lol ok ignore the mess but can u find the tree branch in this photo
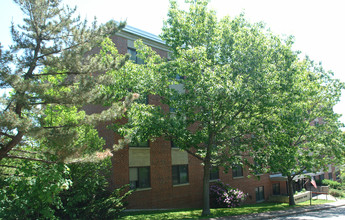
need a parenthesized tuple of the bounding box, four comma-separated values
(32, 71, 86, 77)
(0, 164, 18, 169)
(6, 155, 56, 164)
(12, 149, 38, 155)
(185, 149, 204, 161)
(0, 132, 15, 139)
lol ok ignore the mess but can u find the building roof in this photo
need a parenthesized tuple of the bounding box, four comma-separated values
(122, 25, 165, 45)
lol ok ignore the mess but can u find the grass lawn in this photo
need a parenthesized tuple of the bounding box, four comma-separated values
(119, 199, 334, 219)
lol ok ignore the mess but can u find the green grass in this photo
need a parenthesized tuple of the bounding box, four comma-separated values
(119, 199, 334, 220)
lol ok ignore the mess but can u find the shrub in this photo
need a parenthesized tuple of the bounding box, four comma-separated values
(294, 188, 307, 195)
(322, 179, 341, 189)
(315, 179, 322, 186)
(329, 188, 345, 198)
(210, 181, 247, 208)
(55, 159, 132, 219)
(0, 162, 70, 220)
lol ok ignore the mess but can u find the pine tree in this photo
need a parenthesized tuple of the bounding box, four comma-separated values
(0, 0, 130, 164)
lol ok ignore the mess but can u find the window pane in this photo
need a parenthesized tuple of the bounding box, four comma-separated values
(179, 165, 188, 184)
(128, 48, 137, 62)
(129, 168, 138, 181)
(255, 188, 259, 201)
(138, 167, 150, 188)
(256, 186, 264, 201)
(232, 164, 243, 177)
(129, 168, 138, 189)
(172, 166, 179, 185)
(137, 56, 145, 64)
(210, 167, 219, 180)
(238, 166, 243, 176)
(273, 183, 280, 195)
(261, 187, 264, 200)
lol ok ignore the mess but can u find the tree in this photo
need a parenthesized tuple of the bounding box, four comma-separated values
(0, 0, 132, 164)
(0, 0, 136, 217)
(117, 0, 298, 215)
(253, 58, 345, 205)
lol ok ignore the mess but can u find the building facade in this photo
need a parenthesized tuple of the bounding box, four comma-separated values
(93, 26, 336, 209)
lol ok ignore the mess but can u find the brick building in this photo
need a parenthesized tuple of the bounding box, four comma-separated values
(92, 25, 335, 209)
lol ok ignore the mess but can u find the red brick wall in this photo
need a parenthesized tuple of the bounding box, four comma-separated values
(110, 35, 127, 54)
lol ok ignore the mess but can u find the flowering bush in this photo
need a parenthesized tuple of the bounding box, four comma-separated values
(210, 181, 247, 208)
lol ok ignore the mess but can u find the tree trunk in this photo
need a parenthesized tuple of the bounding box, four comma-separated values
(202, 147, 211, 216)
(0, 132, 24, 161)
(287, 176, 295, 206)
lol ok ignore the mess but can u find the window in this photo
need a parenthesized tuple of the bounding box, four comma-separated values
(320, 174, 325, 180)
(128, 48, 144, 64)
(129, 139, 149, 148)
(273, 183, 280, 195)
(171, 141, 178, 148)
(256, 186, 264, 202)
(172, 165, 188, 185)
(210, 166, 219, 180)
(329, 172, 333, 180)
(232, 164, 243, 178)
(336, 171, 340, 180)
(129, 167, 150, 189)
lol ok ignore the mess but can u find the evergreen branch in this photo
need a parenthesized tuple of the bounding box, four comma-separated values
(3, 99, 13, 112)
(31, 71, 85, 77)
(0, 132, 15, 139)
(6, 155, 56, 164)
(36, 42, 84, 59)
(12, 148, 54, 156)
(12, 149, 39, 155)
(42, 125, 72, 129)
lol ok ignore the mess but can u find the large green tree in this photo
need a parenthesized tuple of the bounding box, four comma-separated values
(0, 0, 131, 164)
(0, 0, 135, 218)
(118, 0, 298, 215)
(253, 58, 345, 205)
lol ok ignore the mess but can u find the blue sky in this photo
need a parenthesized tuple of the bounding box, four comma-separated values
(1, 0, 344, 123)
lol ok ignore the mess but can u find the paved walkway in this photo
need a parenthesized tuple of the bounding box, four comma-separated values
(209, 199, 345, 220)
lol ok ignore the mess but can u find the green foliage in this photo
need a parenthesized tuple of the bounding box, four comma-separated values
(118, 0, 305, 215)
(322, 179, 342, 189)
(0, 162, 70, 219)
(329, 188, 345, 198)
(294, 188, 306, 195)
(0, 0, 128, 162)
(252, 56, 345, 205)
(56, 160, 132, 219)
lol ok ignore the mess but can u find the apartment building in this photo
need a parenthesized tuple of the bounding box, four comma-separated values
(91, 25, 335, 209)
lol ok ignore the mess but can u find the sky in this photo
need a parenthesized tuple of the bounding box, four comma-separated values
(1, 0, 344, 122)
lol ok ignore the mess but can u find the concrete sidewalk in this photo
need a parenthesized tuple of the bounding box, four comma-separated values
(209, 199, 345, 220)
